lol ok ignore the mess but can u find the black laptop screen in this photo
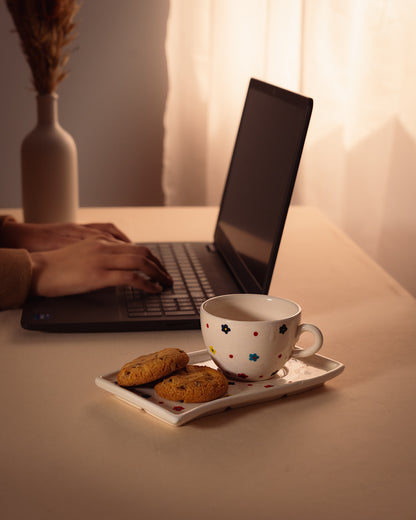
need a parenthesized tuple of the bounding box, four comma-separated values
(215, 79, 313, 293)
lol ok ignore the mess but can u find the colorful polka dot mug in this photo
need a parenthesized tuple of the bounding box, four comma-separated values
(200, 294, 323, 381)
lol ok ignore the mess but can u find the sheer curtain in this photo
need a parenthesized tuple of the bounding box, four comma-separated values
(162, 0, 303, 206)
(163, 0, 416, 296)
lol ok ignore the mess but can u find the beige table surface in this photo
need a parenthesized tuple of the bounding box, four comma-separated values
(1, 205, 415, 520)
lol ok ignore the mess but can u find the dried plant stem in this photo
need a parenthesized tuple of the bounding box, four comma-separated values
(6, 0, 80, 94)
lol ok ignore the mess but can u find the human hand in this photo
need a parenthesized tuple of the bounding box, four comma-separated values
(29, 237, 173, 297)
(0, 219, 130, 251)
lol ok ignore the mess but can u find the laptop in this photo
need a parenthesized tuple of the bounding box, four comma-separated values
(21, 78, 313, 333)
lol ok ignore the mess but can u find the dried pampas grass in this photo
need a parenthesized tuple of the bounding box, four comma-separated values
(6, 0, 80, 95)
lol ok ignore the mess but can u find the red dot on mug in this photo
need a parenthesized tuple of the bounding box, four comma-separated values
(229, 354, 234, 358)
(253, 331, 258, 336)
(206, 323, 209, 328)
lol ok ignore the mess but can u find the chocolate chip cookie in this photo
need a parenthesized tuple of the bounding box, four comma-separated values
(154, 365, 229, 403)
(117, 348, 189, 387)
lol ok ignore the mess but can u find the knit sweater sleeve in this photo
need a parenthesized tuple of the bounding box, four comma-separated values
(0, 216, 32, 310)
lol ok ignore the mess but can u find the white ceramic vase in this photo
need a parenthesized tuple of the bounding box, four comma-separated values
(21, 93, 79, 223)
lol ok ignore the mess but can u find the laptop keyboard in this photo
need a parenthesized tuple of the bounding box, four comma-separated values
(124, 243, 215, 318)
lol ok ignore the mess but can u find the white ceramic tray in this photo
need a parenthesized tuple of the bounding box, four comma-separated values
(95, 349, 344, 426)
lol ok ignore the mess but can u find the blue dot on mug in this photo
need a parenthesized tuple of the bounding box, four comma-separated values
(279, 324, 288, 334)
(249, 353, 260, 362)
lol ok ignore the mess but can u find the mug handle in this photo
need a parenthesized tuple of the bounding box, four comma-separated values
(292, 324, 323, 358)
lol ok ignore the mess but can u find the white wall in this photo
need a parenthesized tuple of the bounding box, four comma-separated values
(0, 0, 169, 207)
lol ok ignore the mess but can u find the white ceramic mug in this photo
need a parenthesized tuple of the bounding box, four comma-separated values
(200, 294, 323, 381)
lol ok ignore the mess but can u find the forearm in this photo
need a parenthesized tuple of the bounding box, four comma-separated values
(0, 217, 131, 251)
(0, 248, 32, 310)
(0, 215, 17, 246)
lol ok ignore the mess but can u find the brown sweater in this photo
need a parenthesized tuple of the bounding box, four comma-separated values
(0, 216, 32, 310)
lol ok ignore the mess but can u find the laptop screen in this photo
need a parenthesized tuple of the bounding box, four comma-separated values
(214, 78, 313, 293)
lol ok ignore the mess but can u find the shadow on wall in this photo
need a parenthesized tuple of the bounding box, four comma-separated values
(294, 118, 416, 297)
(64, 0, 169, 207)
(343, 118, 416, 296)
(377, 120, 416, 296)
